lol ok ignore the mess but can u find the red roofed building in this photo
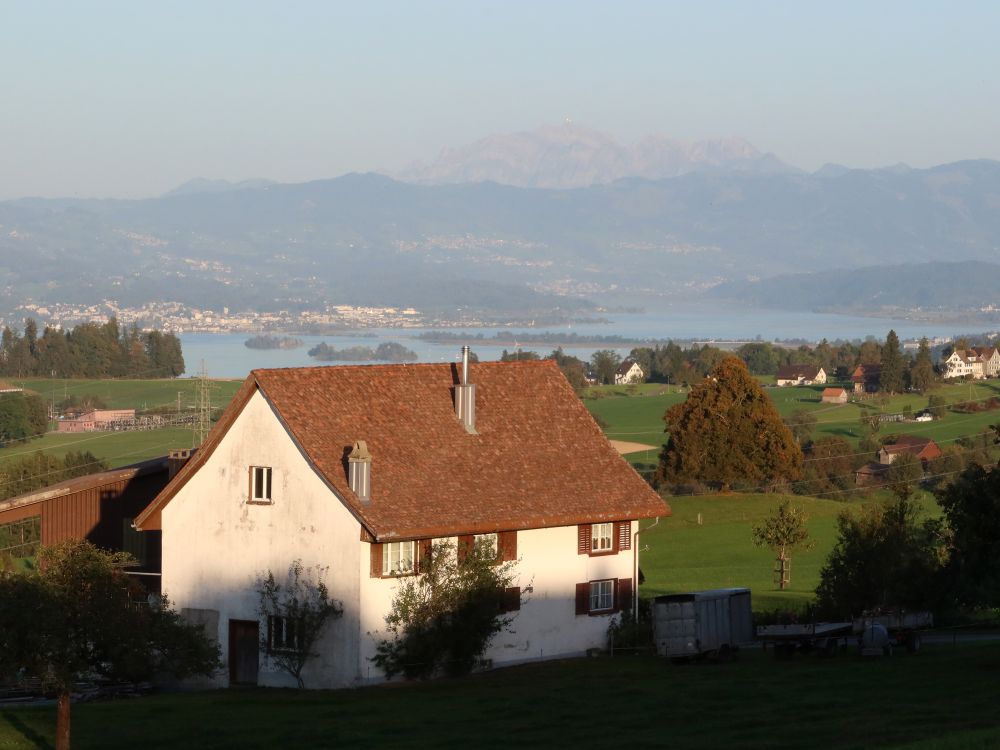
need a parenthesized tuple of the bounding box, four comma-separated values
(135, 353, 669, 688)
(820, 387, 849, 404)
(877, 435, 943, 467)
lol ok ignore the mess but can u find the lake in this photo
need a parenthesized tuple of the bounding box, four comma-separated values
(178, 307, 989, 379)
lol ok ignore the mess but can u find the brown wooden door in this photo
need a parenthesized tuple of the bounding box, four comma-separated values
(228, 619, 260, 686)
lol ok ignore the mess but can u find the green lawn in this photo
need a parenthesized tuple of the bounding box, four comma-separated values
(0, 428, 197, 468)
(3, 644, 1000, 749)
(11, 377, 242, 412)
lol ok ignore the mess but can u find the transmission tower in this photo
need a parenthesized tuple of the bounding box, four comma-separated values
(194, 360, 214, 447)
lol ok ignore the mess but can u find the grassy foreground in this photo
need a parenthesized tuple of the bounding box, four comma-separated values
(3, 644, 1000, 749)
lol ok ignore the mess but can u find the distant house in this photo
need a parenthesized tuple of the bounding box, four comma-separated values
(775, 365, 827, 387)
(0, 381, 24, 394)
(57, 408, 136, 433)
(614, 360, 645, 385)
(855, 461, 889, 486)
(877, 435, 942, 468)
(851, 364, 881, 393)
(943, 349, 985, 380)
(970, 346, 1000, 378)
(820, 387, 849, 404)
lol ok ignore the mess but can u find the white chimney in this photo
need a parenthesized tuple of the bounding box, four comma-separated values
(348, 440, 372, 502)
(455, 346, 477, 434)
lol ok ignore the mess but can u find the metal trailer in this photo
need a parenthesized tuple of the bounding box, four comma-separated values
(853, 611, 933, 655)
(756, 622, 853, 657)
(653, 588, 754, 661)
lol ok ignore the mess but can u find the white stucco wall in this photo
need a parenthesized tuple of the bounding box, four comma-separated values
(161, 390, 364, 689)
(358, 525, 636, 681)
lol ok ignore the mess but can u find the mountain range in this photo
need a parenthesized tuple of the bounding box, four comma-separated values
(1, 125, 1000, 323)
(392, 122, 793, 189)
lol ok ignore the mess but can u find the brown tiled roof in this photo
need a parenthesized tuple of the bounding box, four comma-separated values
(776, 364, 821, 380)
(881, 435, 942, 461)
(137, 360, 669, 539)
(821, 387, 847, 396)
(616, 359, 639, 375)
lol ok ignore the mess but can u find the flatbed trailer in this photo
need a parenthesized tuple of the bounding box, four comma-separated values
(854, 611, 933, 654)
(756, 622, 853, 656)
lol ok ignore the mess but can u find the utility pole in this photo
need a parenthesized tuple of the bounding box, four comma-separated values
(194, 361, 213, 447)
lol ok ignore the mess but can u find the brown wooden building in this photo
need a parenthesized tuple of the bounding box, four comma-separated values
(0, 450, 193, 581)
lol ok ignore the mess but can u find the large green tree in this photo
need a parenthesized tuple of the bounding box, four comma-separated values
(910, 337, 937, 394)
(879, 329, 905, 394)
(0, 541, 218, 750)
(657, 357, 803, 490)
(590, 349, 622, 385)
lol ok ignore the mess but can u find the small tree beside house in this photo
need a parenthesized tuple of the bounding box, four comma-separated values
(751, 500, 814, 590)
(0, 540, 219, 750)
(256, 559, 344, 689)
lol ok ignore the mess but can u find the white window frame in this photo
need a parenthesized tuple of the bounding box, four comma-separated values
(382, 541, 416, 575)
(267, 614, 300, 653)
(591, 522, 613, 553)
(250, 465, 273, 503)
(590, 579, 614, 612)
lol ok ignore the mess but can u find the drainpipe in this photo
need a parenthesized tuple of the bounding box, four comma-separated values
(633, 517, 660, 616)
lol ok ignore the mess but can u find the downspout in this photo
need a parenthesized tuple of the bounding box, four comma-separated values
(633, 517, 660, 616)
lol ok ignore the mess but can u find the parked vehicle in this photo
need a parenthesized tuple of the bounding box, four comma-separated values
(854, 610, 933, 655)
(756, 621, 852, 656)
(653, 588, 753, 661)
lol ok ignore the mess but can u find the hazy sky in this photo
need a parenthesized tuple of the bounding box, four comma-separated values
(2, 1, 998, 199)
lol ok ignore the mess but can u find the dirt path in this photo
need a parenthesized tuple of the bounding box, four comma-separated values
(609, 440, 658, 455)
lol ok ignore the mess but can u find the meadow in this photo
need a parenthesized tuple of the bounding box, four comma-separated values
(3, 643, 1000, 749)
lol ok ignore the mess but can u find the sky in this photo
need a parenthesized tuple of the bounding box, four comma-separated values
(1, 1, 998, 200)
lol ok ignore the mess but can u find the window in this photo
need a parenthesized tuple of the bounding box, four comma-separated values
(382, 541, 416, 575)
(267, 615, 300, 653)
(590, 580, 614, 612)
(591, 523, 613, 552)
(250, 466, 273, 503)
(575, 578, 632, 616)
(475, 532, 498, 558)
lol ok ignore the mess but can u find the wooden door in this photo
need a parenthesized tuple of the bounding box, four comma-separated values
(228, 619, 259, 686)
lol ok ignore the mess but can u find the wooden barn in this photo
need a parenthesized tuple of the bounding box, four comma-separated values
(0, 449, 193, 584)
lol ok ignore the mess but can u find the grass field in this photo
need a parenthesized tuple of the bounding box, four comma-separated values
(3, 644, 1000, 749)
(639, 491, 939, 612)
(1, 378, 243, 470)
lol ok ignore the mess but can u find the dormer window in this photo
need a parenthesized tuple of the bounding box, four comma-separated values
(250, 466, 273, 504)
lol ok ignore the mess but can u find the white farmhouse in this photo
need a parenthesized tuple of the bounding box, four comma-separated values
(614, 359, 645, 385)
(135, 353, 668, 688)
(943, 349, 985, 380)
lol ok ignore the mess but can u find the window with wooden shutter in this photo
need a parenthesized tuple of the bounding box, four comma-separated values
(618, 578, 633, 612)
(577, 524, 591, 555)
(616, 521, 632, 551)
(370, 543, 383, 578)
(501, 586, 520, 613)
(498, 530, 517, 562)
(575, 582, 590, 615)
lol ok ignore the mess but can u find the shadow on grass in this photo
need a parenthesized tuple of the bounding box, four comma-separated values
(0, 709, 54, 750)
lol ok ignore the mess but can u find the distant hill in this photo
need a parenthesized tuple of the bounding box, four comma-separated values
(2, 159, 1000, 319)
(393, 122, 795, 188)
(162, 178, 277, 197)
(710, 261, 1000, 313)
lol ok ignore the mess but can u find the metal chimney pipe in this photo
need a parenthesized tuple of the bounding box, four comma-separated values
(461, 345, 470, 385)
(455, 347, 477, 433)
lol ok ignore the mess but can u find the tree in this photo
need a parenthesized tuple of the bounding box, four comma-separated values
(751, 500, 814, 589)
(0, 541, 218, 750)
(256, 559, 343, 688)
(885, 452, 923, 502)
(936, 462, 1000, 609)
(815, 499, 946, 618)
(590, 349, 622, 385)
(737, 342, 779, 375)
(927, 394, 948, 419)
(372, 538, 518, 680)
(910, 337, 936, 394)
(547, 348, 587, 392)
(879, 330, 904, 394)
(800, 436, 854, 495)
(657, 357, 803, 491)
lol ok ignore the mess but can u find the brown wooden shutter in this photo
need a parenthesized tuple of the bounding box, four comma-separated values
(417, 539, 433, 572)
(617, 521, 632, 551)
(457, 534, 473, 563)
(499, 530, 517, 562)
(618, 577, 633, 613)
(577, 524, 591, 555)
(575, 582, 590, 615)
(502, 586, 521, 613)
(370, 543, 383, 578)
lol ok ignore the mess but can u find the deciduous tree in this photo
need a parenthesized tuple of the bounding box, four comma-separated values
(751, 500, 814, 589)
(657, 357, 802, 491)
